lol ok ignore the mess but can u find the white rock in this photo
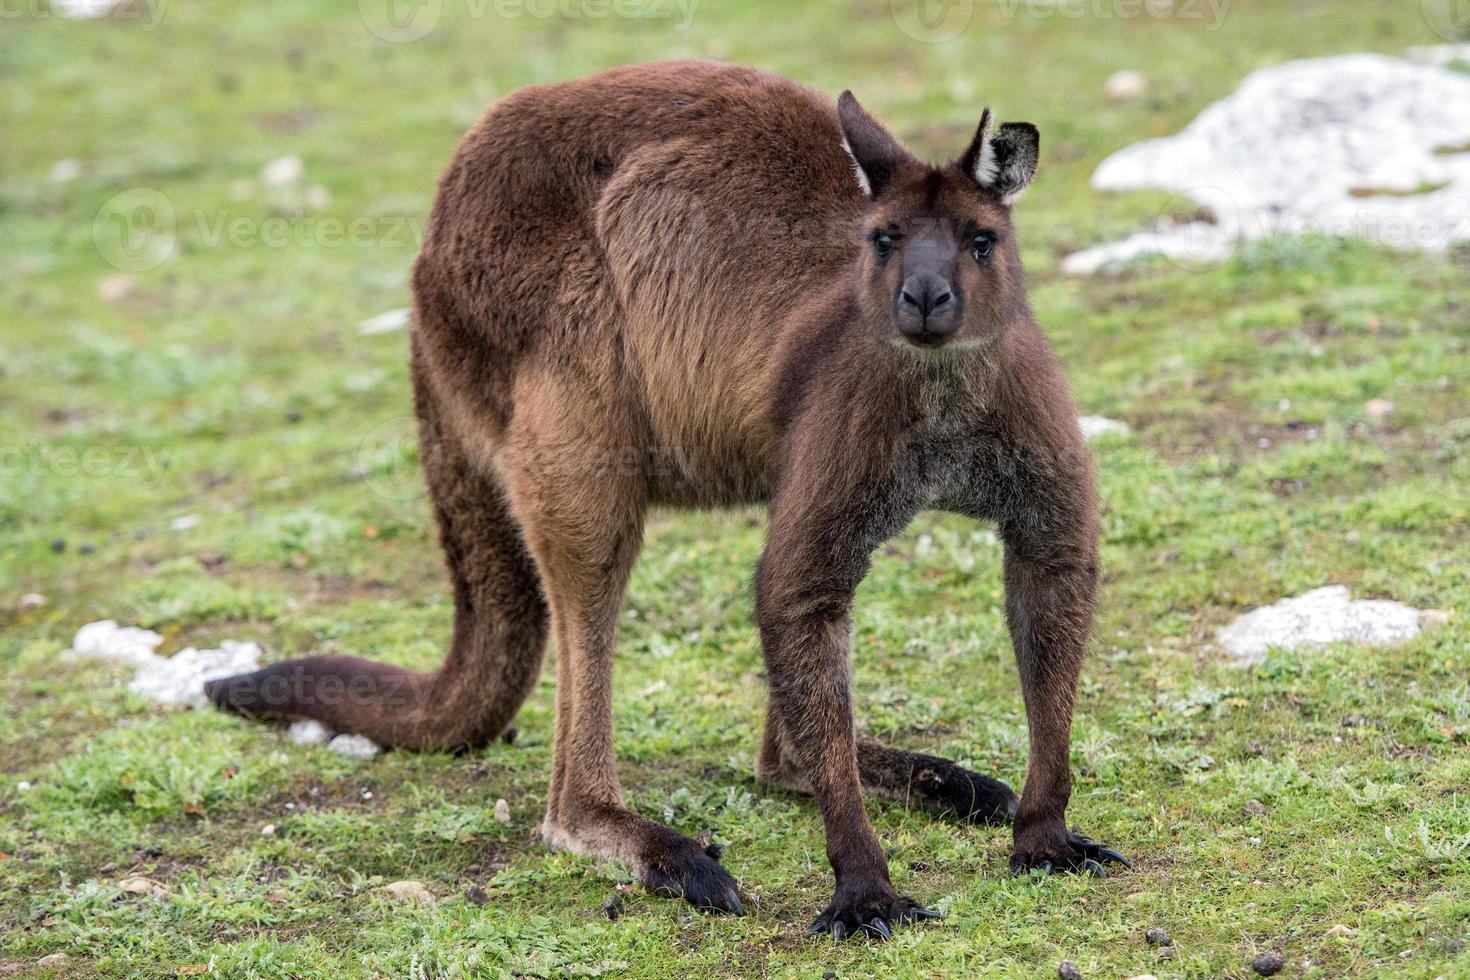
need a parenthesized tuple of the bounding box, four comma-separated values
(1405, 43, 1470, 68)
(97, 274, 136, 302)
(119, 876, 168, 898)
(16, 781, 31, 792)
(1364, 398, 1395, 419)
(64, 621, 264, 709)
(50, 159, 80, 182)
(494, 798, 511, 823)
(357, 307, 411, 335)
(128, 641, 262, 708)
(1218, 586, 1423, 666)
(261, 824, 276, 835)
(261, 154, 304, 188)
(1065, 54, 1470, 274)
(381, 880, 434, 904)
(1078, 415, 1132, 440)
(66, 620, 165, 668)
(1419, 609, 1452, 630)
(170, 514, 200, 531)
(53, 0, 126, 17)
(19, 593, 47, 609)
(1104, 69, 1148, 101)
(326, 734, 381, 759)
(287, 719, 333, 745)
(36, 952, 69, 967)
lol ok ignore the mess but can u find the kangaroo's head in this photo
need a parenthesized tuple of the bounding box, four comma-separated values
(838, 91, 1039, 352)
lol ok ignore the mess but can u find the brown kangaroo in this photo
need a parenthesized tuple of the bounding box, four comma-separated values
(206, 59, 1128, 939)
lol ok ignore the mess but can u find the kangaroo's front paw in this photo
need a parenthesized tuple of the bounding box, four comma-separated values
(640, 836, 744, 915)
(806, 879, 942, 941)
(1010, 822, 1130, 877)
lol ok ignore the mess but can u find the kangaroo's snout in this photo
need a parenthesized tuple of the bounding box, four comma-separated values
(895, 271, 960, 346)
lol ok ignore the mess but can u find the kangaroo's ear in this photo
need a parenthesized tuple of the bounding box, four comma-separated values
(837, 91, 913, 199)
(958, 108, 1040, 205)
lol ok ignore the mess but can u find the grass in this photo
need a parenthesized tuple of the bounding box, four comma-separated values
(2, 0, 1468, 976)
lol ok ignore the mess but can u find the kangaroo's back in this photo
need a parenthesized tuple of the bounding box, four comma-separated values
(412, 61, 866, 496)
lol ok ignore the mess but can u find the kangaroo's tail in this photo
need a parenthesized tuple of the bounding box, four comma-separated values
(206, 340, 549, 752)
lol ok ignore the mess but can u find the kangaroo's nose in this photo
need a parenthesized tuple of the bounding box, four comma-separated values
(897, 273, 956, 327)
(887, 271, 958, 337)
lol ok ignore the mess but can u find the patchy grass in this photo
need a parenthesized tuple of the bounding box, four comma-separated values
(2, 1, 1468, 977)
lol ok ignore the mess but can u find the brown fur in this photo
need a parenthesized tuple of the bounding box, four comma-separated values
(207, 60, 1126, 937)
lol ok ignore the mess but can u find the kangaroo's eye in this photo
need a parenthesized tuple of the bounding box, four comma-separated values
(873, 233, 895, 258)
(971, 232, 995, 261)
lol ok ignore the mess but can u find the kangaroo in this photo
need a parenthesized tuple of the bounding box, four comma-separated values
(206, 60, 1128, 939)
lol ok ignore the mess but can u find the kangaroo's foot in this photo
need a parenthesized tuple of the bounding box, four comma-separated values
(543, 802, 744, 914)
(1010, 819, 1131, 877)
(806, 880, 942, 941)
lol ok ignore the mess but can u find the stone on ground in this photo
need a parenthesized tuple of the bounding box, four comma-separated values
(1218, 586, 1424, 666)
(1065, 53, 1470, 274)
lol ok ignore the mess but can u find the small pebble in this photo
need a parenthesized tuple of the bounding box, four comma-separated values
(382, 880, 434, 904)
(50, 539, 66, 553)
(464, 884, 489, 906)
(1244, 799, 1268, 818)
(1104, 69, 1148, 101)
(99, 862, 117, 874)
(1420, 608, 1451, 630)
(19, 593, 47, 609)
(15, 781, 31, 792)
(603, 892, 624, 921)
(464, 863, 481, 875)
(1251, 951, 1285, 976)
(1058, 962, 1084, 980)
(36, 953, 69, 967)
(141, 845, 163, 858)
(1326, 924, 1356, 937)
(1364, 398, 1395, 419)
(261, 824, 276, 836)
(1145, 927, 1172, 947)
(493, 798, 511, 823)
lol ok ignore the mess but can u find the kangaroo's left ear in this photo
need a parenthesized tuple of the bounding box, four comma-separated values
(957, 108, 1040, 205)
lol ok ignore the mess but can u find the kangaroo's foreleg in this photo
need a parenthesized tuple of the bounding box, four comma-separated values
(755, 453, 943, 940)
(500, 378, 742, 915)
(1000, 522, 1129, 876)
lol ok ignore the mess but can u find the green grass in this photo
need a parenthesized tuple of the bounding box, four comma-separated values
(3, 1, 1469, 976)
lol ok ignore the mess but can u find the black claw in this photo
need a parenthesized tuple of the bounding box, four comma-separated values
(867, 917, 892, 940)
(832, 921, 847, 941)
(1082, 858, 1106, 878)
(1098, 847, 1132, 868)
(1040, 860, 1054, 875)
(724, 889, 744, 915)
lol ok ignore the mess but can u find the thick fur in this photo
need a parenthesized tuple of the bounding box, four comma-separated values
(207, 60, 1122, 934)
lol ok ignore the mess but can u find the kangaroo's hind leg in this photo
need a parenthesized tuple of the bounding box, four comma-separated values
(499, 373, 743, 915)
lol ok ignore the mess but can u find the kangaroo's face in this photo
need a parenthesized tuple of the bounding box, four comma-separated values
(838, 94, 1039, 352)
